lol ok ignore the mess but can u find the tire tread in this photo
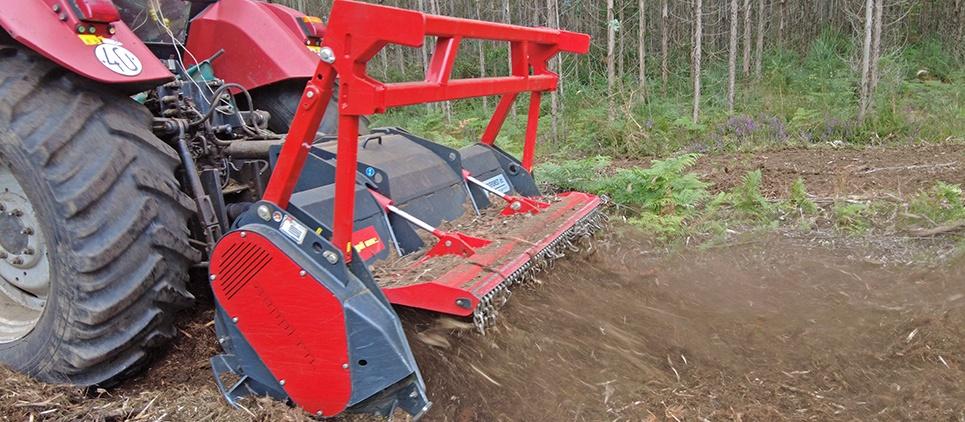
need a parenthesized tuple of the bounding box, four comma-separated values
(0, 46, 197, 386)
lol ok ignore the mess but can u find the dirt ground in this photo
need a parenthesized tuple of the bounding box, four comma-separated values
(1, 146, 962, 422)
(690, 143, 964, 198)
(412, 229, 963, 421)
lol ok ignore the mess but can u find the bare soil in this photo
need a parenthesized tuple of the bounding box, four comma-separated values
(1, 146, 963, 421)
(411, 228, 964, 421)
(690, 144, 964, 198)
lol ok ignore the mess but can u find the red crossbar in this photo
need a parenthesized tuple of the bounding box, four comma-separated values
(262, 0, 590, 260)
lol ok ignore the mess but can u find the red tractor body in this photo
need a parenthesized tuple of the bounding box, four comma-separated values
(185, 0, 323, 90)
(0, 0, 171, 90)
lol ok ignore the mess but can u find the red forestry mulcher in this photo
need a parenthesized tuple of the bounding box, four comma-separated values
(0, 0, 603, 418)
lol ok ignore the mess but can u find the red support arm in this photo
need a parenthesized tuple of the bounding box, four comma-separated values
(481, 94, 519, 145)
(261, 0, 590, 261)
(262, 65, 337, 208)
(523, 91, 543, 171)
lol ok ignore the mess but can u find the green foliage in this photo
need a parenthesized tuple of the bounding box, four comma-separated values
(627, 212, 687, 239)
(833, 202, 872, 233)
(538, 154, 708, 238)
(707, 170, 775, 222)
(909, 182, 965, 225)
(733, 170, 772, 216)
(371, 29, 962, 161)
(536, 156, 611, 193)
(786, 177, 818, 215)
(902, 37, 957, 81)
(596, 154, 708, 214)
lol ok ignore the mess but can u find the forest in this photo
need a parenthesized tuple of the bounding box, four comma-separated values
(267, 0, 964, 159)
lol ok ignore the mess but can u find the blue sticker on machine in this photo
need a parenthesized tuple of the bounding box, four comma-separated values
(365, 167, 376, 177)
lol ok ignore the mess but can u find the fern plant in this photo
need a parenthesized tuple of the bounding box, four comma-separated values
(786, 177, 818, 214)
(596, 153, 708, 214)
(833, 202, 872, 233)
(708, 169, 775, 222)
(735, 170, 772, 216)
(539, 154, 709, 239)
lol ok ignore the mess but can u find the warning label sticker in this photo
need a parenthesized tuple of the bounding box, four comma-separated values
(352, 226, 385, 261)
(280, 215, 308, 245)
(78, 34, 104, 46)
(483, 174, 512, 194)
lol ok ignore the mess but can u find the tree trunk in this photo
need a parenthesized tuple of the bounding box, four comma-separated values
(869, 0, 884, 99)
(754, 0, 765, 80)
(547, 0, 560, 142)
(618, 2, 626, 82)
(428, 0, 450, 121)
(638, 0, 647, 99)
(503, 0, 516, 117)
(552, 0, 564, 95)
(727, 0, 738, 112)
(418, 0, 431, 112)
(858, 0, 874, 124)
(475, 1, 489, 114)
(778, 0, 786, 47)
(396, 45, 406, 78)
(660, 0, 669, 95)
(692, 0, 703, 122)
(502, 0, 512, 70)
(607, 0, 617, 121)
(379, 44, 388, 79)
(957, 0, 964, 60)
(742, 0, 752, 77)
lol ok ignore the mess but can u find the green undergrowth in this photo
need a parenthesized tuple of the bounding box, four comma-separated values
(537, 156, 965, 248)
(371, 34, 963, 161)
(539, 154, 709, 238)
(705, 170, 777, 223)
(907, 182, 965, 225)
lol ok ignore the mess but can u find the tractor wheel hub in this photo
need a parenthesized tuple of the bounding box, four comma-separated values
(0, 162, 49, 343)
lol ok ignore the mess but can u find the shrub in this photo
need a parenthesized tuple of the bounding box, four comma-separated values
(909, 182, 965, 225)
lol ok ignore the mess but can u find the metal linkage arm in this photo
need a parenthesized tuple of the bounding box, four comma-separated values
(262, 0, 591, 259)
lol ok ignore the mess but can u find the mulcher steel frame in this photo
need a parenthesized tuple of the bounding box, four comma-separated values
(261, 0, 591, 258)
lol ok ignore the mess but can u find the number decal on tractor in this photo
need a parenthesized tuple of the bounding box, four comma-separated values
(94, 42, 142, 76)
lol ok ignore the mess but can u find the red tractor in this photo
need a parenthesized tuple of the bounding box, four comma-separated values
(0, 0, 601, 417)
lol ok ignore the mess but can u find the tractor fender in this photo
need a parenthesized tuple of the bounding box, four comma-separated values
(0, 0, 172, 92)
(185, 0, 322, 90)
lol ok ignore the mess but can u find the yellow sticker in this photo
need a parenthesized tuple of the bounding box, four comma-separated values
(307, 45, 321, 54)
(303, 16, 323, 24)
(78, 34, 104, 46)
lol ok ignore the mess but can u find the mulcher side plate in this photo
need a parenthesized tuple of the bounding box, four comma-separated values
(208, 207, 430, 417)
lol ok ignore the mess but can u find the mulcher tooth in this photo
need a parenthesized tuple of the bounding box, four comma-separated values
(467, 208, 609, 334)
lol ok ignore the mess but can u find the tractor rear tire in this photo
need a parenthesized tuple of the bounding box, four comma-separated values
(0, 46, 199, 386)
(251, 79, 370, 137)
